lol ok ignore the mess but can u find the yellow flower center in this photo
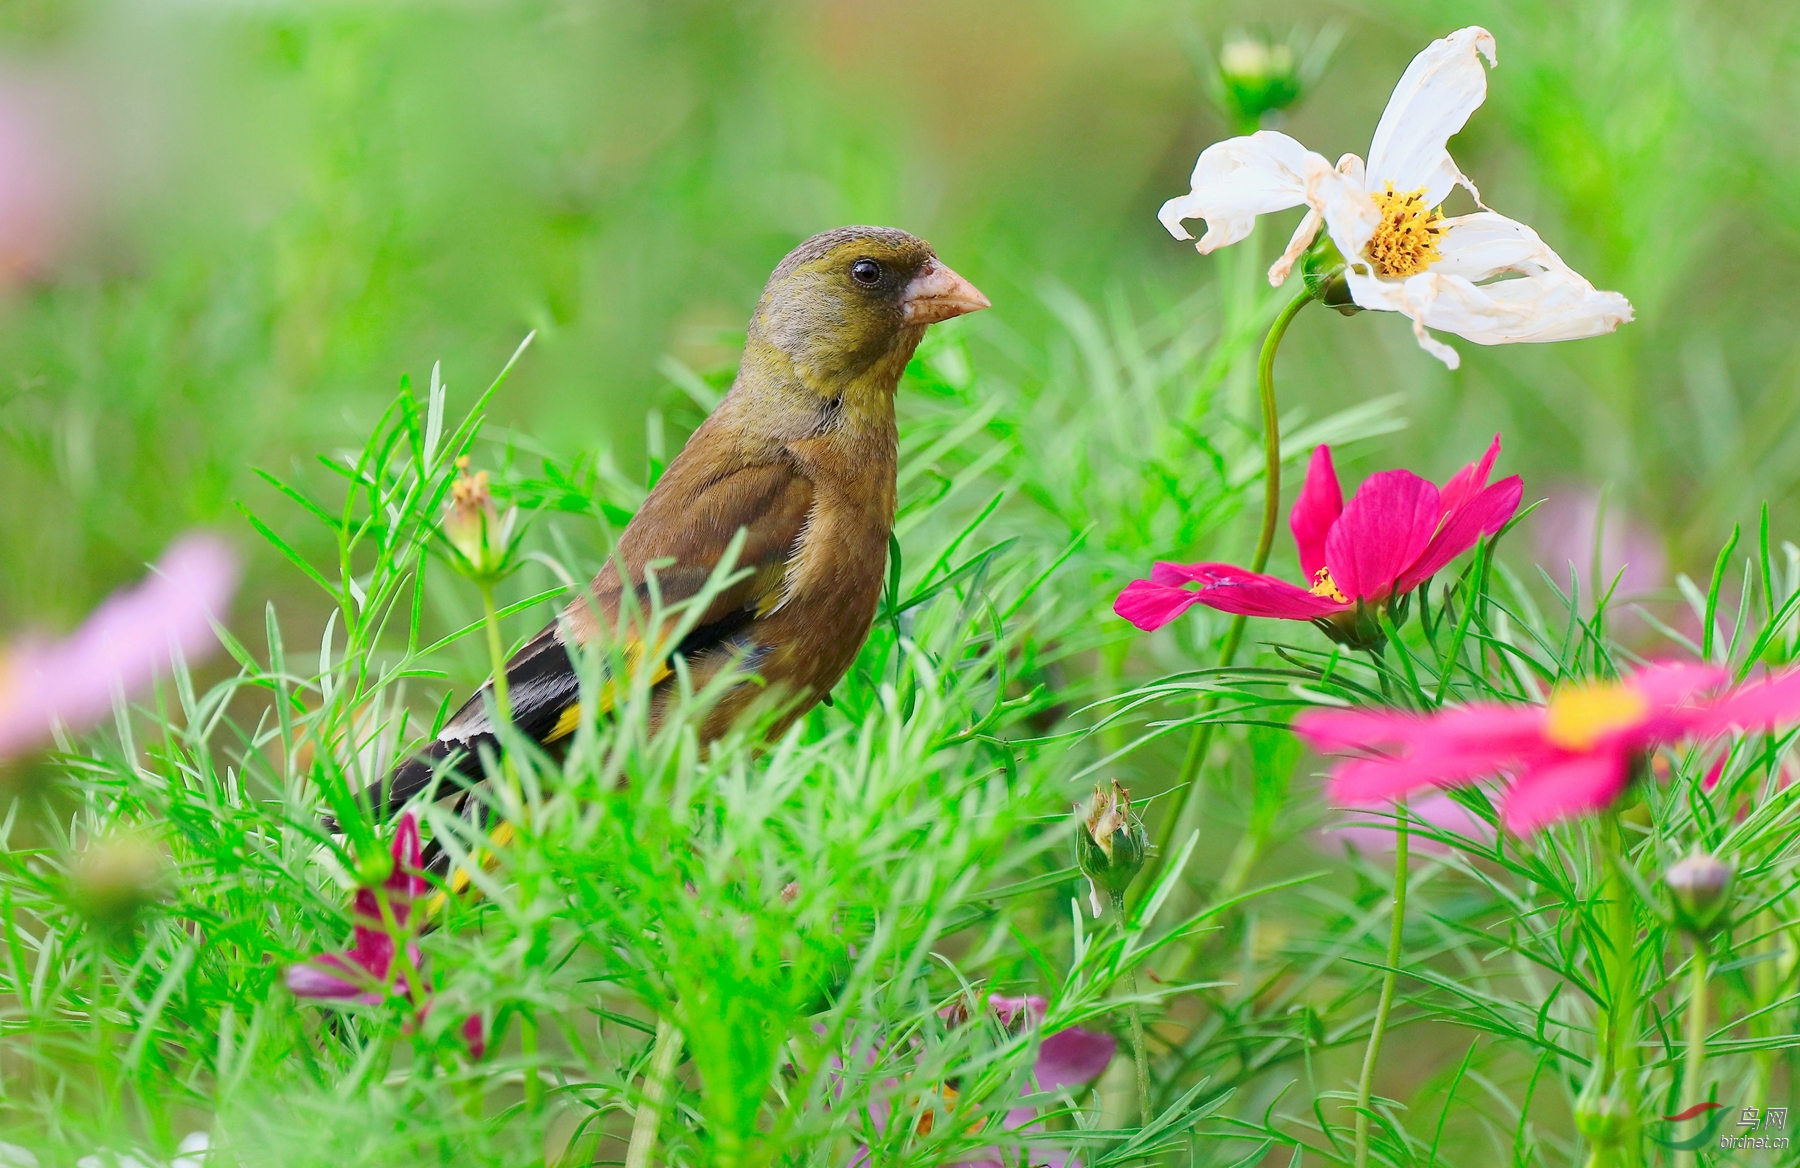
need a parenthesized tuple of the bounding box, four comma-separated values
(1543, 682, 1649, 751)
(1365, 183, 1445, 278)
(1309, 567, 1349, 603)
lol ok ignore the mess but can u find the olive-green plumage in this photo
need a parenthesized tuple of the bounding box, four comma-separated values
(372, 226, 988, 820)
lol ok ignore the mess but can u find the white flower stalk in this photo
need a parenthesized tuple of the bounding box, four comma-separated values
(1159, 26, 1632, 369)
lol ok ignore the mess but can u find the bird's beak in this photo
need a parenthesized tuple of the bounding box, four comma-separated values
(901, 259, 991, 325)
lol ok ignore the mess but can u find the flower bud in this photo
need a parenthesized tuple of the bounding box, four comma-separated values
(1664, 851, 1734, 937)
(443, 458, 516, 581)
(1075, 780, 1148, 917)
(68, 829, 168, 927)
(1300, 230, 1359, 314)
(1217, 35, 1301, 130)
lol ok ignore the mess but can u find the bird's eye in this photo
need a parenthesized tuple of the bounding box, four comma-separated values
(850, 258, 883, 286)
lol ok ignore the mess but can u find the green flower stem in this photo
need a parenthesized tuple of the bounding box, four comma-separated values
(1352, 816, 1407, 1168)
(1147, 288, 1313, 887)
(1753, 907, 1776, 1105)
(1594, 813, 1644, 1168)
(1682, 941, 1709, 1167)
(624, 1015, 684, 1168)
(478, 582, 512, 724)
(1112, 890, 1153, 1123)
(521, 1012, 542, 1113)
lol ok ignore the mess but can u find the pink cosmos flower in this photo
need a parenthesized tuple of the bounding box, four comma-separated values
(1295, 663, 1800, 834)
(0, 535, 238, 762)
(1115, 438, 1521, 648)
(286, 813, 428, 1003)
(286, 812, 488, 1057)
(848, 993, 1116, 1168)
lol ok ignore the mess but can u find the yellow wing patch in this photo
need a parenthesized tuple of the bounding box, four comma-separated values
(540, 655, 675, 744)
(423, 819, 517, 916)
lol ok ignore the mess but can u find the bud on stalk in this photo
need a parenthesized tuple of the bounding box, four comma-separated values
(68, 828, 168, 928)
(1664, 850, 1734, 938)
(1075, 780, 1148, 917)
(443, 458, 518, 583)
(1218, 35, 1302, 130)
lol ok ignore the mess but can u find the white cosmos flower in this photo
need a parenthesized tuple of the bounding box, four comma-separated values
(1158, 26, 1632, 369)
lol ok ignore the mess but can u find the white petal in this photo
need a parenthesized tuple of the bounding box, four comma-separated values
(1158, 130, 1329, 252)
(1431, 210, 1579, 281)
(1366, 27, 1497, 206)
(1345, 267, 1633, 368)
(1267, 208, 1321, 286)
(1344, 271, 1463, 367)
(1429, 273, 1634, 344)
(1309, 154, 1380, 267)
(1270, 154, 1366, 285)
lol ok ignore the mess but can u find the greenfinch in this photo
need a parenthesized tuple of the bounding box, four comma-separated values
(369, 226, 988, 824)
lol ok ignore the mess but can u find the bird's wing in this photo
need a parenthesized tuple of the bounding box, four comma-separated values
(368, 457, 815, 820)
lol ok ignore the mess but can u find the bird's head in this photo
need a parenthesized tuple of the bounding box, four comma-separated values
(748, 226, 989, 402)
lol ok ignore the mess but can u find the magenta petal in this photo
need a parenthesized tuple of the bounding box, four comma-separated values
(1147, 561, 1207, 586)
(1178, 565, 1347, 620)
(1694, 668, 1800, 736)
(348, 896, 401, 971)
(1435, 434, 1501, 517)
(1121, 563, 1345, 622)
(1626, 661, 1726, 713)
(462, 1013, 487, 1059)
(1114, 580, 1206, 631)
(388, 813, 426, 901)
(1295, 707, 1431, 752)
(1324, 471, 1441, 602)
(987, 994, 1048, 1028)
(285, 960, 360, 1000)
(1501, 751, 1630, 834)
(285, 954, 382, 1003)
(1398, 475, 1523, 593)
(1034, 1026, 1116, 1092)
(1296, 703, 1543, 755)
(1327, 752, 1498, 802)
(1290, 446, 1344, 580)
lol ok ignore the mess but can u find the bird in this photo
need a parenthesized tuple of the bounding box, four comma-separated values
(361, 225, 989, 840)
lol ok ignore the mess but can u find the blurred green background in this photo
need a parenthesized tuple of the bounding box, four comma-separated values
(2, 0, 1797, 631)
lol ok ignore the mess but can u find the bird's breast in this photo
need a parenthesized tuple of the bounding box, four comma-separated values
(762, 430, 896, 690)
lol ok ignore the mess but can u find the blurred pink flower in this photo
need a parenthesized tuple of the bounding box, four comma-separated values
(1296, 663, 1800, 834)
(0, 534, 238, 761)
(1115, 438, 1521, 648)
(849, 993, 1115, 1168)
(1531, 486, 1666, 596)
(0, 81, 79, 288)
(1321, 789, 1492, 856)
